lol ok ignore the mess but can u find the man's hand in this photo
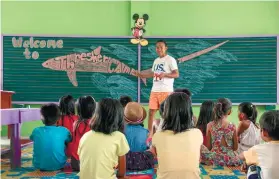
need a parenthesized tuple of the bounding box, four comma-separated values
(157, 73, 165, 79)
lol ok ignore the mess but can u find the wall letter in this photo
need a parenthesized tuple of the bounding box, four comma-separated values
(56, 40, 63, 48)
(23, 48, 31, 59)
(12, 37, 22, 48)
(40, 40, 46, 48)
(47, 40, 56, 48)
(32, 51, 39, 60)
(23, 40, 30, 48)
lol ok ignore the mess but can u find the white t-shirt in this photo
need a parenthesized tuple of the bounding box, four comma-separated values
(151, 55, 178, 92)
(243, 141, 279, 179)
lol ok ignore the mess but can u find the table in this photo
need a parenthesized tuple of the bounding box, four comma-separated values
(1, 108, 41, 169)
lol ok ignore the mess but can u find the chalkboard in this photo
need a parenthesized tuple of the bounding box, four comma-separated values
(2, 35, 278, 104)
(140, 37, 278, 104)
(3, 36, 139, 102)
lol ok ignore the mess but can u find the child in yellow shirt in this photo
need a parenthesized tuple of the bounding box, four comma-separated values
(78, 98, 130, 179)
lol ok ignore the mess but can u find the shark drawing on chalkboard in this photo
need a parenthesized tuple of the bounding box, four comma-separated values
(42, 40, 229, 88)
(42, 46, 147, 87)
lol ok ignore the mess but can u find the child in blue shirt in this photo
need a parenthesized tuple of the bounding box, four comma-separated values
(30, 103, 72, 171)
(124, 102, 154, 171)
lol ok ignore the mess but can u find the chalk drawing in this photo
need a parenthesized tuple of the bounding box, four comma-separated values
(43, 46, 146, 87)
(107, 75, 138, 100)
(140, 39, 238, 99)
(90, 45, 112, 53)
(91, 74, 137, 100)
(73, 48, 90, 53)
(109, 44, 137, 65)
(91, 73, 110, 93)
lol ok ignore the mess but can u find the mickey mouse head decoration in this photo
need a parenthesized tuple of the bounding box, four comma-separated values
(131, 13, 149, 46)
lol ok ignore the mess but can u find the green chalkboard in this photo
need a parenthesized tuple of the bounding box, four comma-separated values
(3, 36, 139, 102)
(3, 35, 278, 104)
(140, 37, 277, 104)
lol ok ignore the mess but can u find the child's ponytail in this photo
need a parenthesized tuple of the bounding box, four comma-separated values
(214, 102, 224, 121)
(214, 98, 232, 122)
(239, 102, 258, 124)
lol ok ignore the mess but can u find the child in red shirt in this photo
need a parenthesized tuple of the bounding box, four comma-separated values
(57, 95, 78, 156)
(71, 95, 96, 171)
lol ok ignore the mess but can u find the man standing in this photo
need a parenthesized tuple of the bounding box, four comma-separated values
(135, 40, 179, 136)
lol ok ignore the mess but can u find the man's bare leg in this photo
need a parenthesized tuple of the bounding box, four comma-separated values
(148, 109, 157, 137)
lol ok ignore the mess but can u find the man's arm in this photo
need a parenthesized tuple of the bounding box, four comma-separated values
(135, 69, 154, 79)
(159, 69, 179, 79)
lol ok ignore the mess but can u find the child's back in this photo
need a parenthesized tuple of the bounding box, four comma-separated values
(210, 120, 236, 154)
(57, 95, 78, 134)
(30, 103, 71, 171)
(31, 126, 71, 170)
(124, 102, 154, 171)
(124, 102, 149, 152)
(57, 115, 78, 134)
(243, 110, 279, 179)
(201, 98, 242, 166)
(78, 98, 129, 179)
(152, 92, 203, 179)
(71, 96, 96, 171)
(237, 102, 261, 154)
(125, 125, 148, 152)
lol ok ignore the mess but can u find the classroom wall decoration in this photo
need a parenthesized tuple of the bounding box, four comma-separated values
(2, 35, 278, 104)
(130, 13, 149, 46)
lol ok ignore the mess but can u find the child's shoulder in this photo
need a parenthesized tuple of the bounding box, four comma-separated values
(51, 126, 71, 134)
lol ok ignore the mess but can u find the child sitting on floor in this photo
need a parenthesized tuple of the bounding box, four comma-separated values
(57, 95, 78, 133)
(124, 102, 154, 171)
(200, 98, 242, 166)
(152, 92, 203, 179)
(57, 95, 78, 156)
(237, 102, 261, 154)
(196, 100, 215, 145)
(71, 96, 96, 171)
(241, 110, 279, 179)
(30, 103, 71, 171)
(78, 98, 130, 179)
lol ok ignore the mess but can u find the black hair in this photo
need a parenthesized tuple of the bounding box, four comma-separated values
(259, 110, 279, 140)
(174, 88, 191, 97)
(156, 40, 168, 47)
(74, 96, 96, 137)
(91, 98, 124, 135)
(41, 103, 61, 126)
(162, 92, 193, 133)
(196, 100, 215, 134)
(159, 100, 165, 118)
(119, 95, 132, 108)
(214, 98, 232, 122)
(238, 102, 258, 124)
(58, 95, 75, 126)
